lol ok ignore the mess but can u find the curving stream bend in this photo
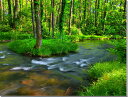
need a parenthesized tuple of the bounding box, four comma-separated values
(0, 40, 116, 96)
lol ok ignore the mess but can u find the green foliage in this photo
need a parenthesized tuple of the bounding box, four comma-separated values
(0, 24, 12, 32)
(77, 61, 126, 96)
(8, 39, 78, 56)
(70, 26, 83, 35)
(79, 68, 126, 96)
(87, 61, 125, 79)
(108, 39, 126, 62)
(0, 31, 33, 40)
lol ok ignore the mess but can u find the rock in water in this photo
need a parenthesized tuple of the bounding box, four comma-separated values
(80, 59, 87, 63)
(0, 55, 5, 59)
(10, 67, 32, 71)
(47, 64, 59, 70)
(59, 65, 75, 72)
(10, 67, 23, 70)
(31, 59, 48, 66)
(62, 57, 68, 61)
(22, 67, 32, 71)
(80, 63, 87, 67)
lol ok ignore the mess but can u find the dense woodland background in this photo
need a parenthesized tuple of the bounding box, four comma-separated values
(0, 0, 126, 38)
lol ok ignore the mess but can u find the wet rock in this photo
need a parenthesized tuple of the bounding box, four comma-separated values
(31, 60, 48, 66)
(10, 67, 32, 71)
(59, 65, 75, 72)
(0, 55, 5, 59)
(80, 63, 87, 67)
(62, 57, 68, 61)
(48, 64, 59, 70)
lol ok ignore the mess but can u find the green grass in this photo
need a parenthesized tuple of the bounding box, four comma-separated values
(87, 61, 125, 79)
(0, 31, 33, 40)
(8, 39, 78, 56)
(77, 61, 126, 96)
(79, 68, 126, 96)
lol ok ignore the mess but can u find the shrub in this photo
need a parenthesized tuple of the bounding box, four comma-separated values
(0, 24, 12, 32)
(8, 39, 78, 56)
(79, 68, 126, 96)
(108, 39, 126, 62)
(0, 31, 33, 40)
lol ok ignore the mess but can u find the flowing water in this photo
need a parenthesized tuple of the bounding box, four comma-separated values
(0, 40, 116, 96)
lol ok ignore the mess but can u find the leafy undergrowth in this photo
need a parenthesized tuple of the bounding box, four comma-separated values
(0, 31, 33, 41)
(8, 39, 78, 56)
(77, 61, 126, 96)
(87, 61, 125, 79)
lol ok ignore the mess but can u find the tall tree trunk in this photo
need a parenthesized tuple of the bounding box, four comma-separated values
(34, 0, 42, 49)
(56, 0, 61, 27)
(95, 0, 100, 34)
(59, 0, 66, 39)
(51, 0, 54, 38)
(83, 0, 86, 21)
(40, 0, 43, 32)
(7, 0, 13, 27)
(13, 0, 18, 29)
(31, 0, 36, 38)
(0, 0, 3, 22)
(69, 0, 73, 35)
(102, 0, 108, 32)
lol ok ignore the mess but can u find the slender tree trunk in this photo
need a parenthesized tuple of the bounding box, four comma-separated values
(0, 0, 3, 22)
(13, 0, 18, 29)
(34, 0, 42, 49)
(2, 0, 4, 21)
(59, 0, 66, 39)
(31, 0, 36, 38)
(40, 0, 43, 32)
(7, 0, 13, 27)
(83, 0, 86, 21)
(51, 0, 54, 38)
(56, 0, 61, 26)
(102, 0, 108, 32)
(95, 0, 100, 34)
(69, 0, 73, 35)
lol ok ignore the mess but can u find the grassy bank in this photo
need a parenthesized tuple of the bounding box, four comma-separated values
(8, 39, 78, 57)
(77, 61, 126, 96)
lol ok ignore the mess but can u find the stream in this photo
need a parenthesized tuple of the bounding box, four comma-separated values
(0, 40, 116, 96)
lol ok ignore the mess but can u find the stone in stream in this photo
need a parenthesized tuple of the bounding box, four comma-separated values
(59, 65, 76, 72)
(73, 61, 81, 65)
(80, 63, 87, 67)
(80, 59, 87, 63)
(47, 64, 59, 70)
(10, 67, 32, 71)
(0, 55, 5, 59)
(62, 57, 68, 61)
(31, 59, 49, 66)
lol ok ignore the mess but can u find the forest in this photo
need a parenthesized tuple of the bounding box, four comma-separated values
(0, 0, 126, 96)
